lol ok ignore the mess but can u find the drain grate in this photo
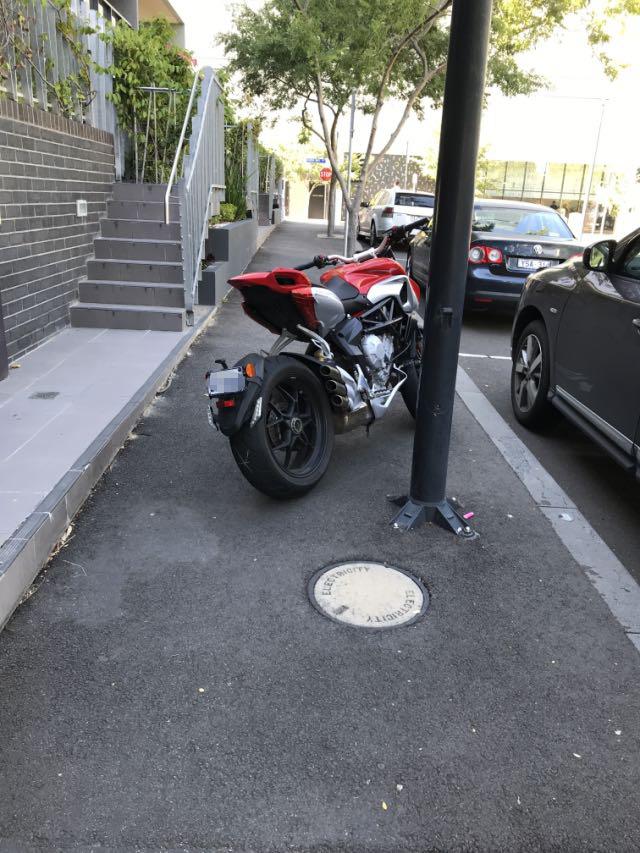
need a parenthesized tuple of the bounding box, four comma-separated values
(29, 391, 59, 400)
(308, 561, 428, 629)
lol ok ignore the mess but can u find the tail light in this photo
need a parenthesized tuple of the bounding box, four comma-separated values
(381, 206, 394, 218)
(469, 244, 503, 265)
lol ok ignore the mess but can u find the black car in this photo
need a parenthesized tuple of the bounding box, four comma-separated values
(510, 228, 640, 476)
(408, 199, 584, 309)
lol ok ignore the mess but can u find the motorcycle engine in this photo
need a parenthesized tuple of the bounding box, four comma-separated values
(362, 334, 394, 392)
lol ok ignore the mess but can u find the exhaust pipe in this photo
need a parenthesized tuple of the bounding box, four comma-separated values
(325, 379, 347, 396)
(320, 364, 343, 382)
(331, 394, 349, 411)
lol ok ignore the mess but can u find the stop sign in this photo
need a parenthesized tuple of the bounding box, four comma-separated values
(319, 166, 332, 181)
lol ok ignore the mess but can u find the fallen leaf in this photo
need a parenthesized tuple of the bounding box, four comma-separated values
(381, 801, 388, 810)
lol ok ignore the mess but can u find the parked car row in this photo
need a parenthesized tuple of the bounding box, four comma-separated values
(362, 195, 640, 480)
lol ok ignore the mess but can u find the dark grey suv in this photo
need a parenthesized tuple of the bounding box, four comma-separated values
(510, 228, 640, 476)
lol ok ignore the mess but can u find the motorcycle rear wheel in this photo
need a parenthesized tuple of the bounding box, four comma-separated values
(230, 359, 334, 499)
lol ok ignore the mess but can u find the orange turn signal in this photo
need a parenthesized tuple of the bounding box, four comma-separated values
(245, 363, 256, 378)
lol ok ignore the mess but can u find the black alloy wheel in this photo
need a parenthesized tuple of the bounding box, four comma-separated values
(265, 381, 321, 474)
(230, 358, 334, 498)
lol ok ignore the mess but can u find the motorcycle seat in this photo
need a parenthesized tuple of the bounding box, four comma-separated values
(322, 276, 369, 314)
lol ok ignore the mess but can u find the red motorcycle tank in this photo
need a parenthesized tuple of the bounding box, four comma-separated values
(320, 257, 421, 302)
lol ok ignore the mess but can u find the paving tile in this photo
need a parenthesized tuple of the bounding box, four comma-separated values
(0, 398, 72, 461)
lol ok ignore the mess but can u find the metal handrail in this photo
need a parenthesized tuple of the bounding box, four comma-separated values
(165, 73, 200, 223)
(176, 67, 226, 318)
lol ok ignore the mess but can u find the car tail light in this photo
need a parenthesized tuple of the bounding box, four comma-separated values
(468, 244, 503, 264)
(381, 206, 394, 218)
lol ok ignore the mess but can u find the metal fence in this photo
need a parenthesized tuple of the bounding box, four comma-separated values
(174, 67, 225, 316)
(245, 125, 260, 220)
(2, 0, 124, 172)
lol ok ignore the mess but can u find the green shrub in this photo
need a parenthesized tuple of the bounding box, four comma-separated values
(209, 202, 238, 225)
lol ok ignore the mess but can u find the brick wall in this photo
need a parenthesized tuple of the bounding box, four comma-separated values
(0, 100, 115, 360)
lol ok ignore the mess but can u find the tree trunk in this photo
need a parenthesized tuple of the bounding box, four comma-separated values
(346, 181, 365, 256)
(326, 174, 336, 237)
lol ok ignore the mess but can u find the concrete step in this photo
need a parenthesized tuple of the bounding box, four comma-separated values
(70, 302, 185, 332)
(100, 218, 181, 241)
(79, 279, 185, 308)
(93, 236, 182, 262)
(107, 199, 180, 222)
(87, 257, 183, 284)
(112, 182, 178, 203)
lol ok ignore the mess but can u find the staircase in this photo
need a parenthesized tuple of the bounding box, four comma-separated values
(71, 67, 226, 333)
(71, 182, 186, 332)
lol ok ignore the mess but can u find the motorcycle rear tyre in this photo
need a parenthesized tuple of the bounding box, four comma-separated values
(230, 359, 334, 499)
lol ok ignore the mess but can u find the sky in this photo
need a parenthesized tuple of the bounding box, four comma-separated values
(170, 0, 640, 172)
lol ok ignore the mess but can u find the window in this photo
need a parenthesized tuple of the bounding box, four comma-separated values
(622, 242, 640, 281)
(394, 192, 435, 208)
(472, 206, 574, 238)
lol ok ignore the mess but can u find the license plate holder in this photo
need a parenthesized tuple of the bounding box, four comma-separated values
(207, 367, 246, 397)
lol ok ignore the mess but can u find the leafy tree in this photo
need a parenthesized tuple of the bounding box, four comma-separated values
(222, 0, 640, 252)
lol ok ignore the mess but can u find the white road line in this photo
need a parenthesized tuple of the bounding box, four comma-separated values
(459, 353, 511, 360)
(456, 364, 640, 655)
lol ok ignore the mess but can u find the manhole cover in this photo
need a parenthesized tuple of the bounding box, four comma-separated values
(308, 562, 428, 629)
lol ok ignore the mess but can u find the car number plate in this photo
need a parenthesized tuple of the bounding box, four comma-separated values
(513, 257, 555, 270)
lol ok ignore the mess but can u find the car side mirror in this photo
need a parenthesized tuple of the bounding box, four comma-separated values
(583, 239, 616, 272)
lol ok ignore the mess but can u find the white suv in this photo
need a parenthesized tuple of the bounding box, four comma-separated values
(357, 188, 435, 245)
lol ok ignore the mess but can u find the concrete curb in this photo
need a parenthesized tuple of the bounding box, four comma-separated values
(0, 308, 217, 631)
(456, 364, 640, 653)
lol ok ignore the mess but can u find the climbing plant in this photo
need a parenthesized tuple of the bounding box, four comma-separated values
(0, 0, 97, 117)
(101, 17, 197, 182)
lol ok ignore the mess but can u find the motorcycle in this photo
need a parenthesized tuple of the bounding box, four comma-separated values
(206, 217, 430, 498)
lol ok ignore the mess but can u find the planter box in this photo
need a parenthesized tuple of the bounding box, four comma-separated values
(199, 218, 258, 305)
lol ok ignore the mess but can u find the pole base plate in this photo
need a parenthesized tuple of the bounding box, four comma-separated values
(389, 496, 476, 537)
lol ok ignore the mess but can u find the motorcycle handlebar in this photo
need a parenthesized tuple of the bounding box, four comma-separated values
(294, 216, 431, 271)
(293, 255, 337, 271)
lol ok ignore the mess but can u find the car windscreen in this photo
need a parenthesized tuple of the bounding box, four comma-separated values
(394, 193, 434, 208)
(472, 206, 573, 238)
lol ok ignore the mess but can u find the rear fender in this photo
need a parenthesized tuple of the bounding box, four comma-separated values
(209, 353, 266, 437)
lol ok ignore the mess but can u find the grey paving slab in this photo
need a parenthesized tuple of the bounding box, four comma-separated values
(0, 324, 192, 550)
(0, 492, 47, 542)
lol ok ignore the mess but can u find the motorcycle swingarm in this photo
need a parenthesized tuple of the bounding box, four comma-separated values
(207, 353, 266, 437)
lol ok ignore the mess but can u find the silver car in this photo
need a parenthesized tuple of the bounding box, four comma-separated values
(357, 187, 435, 245)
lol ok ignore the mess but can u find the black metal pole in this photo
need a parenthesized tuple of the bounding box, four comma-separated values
(392, 0, 493, 534)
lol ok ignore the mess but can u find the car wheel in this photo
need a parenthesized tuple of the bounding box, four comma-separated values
(511, 319, 554, 429)
(370, 220, 378, 246)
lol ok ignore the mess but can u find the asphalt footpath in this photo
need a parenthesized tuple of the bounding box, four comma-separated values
(1, 221, 639, 853)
